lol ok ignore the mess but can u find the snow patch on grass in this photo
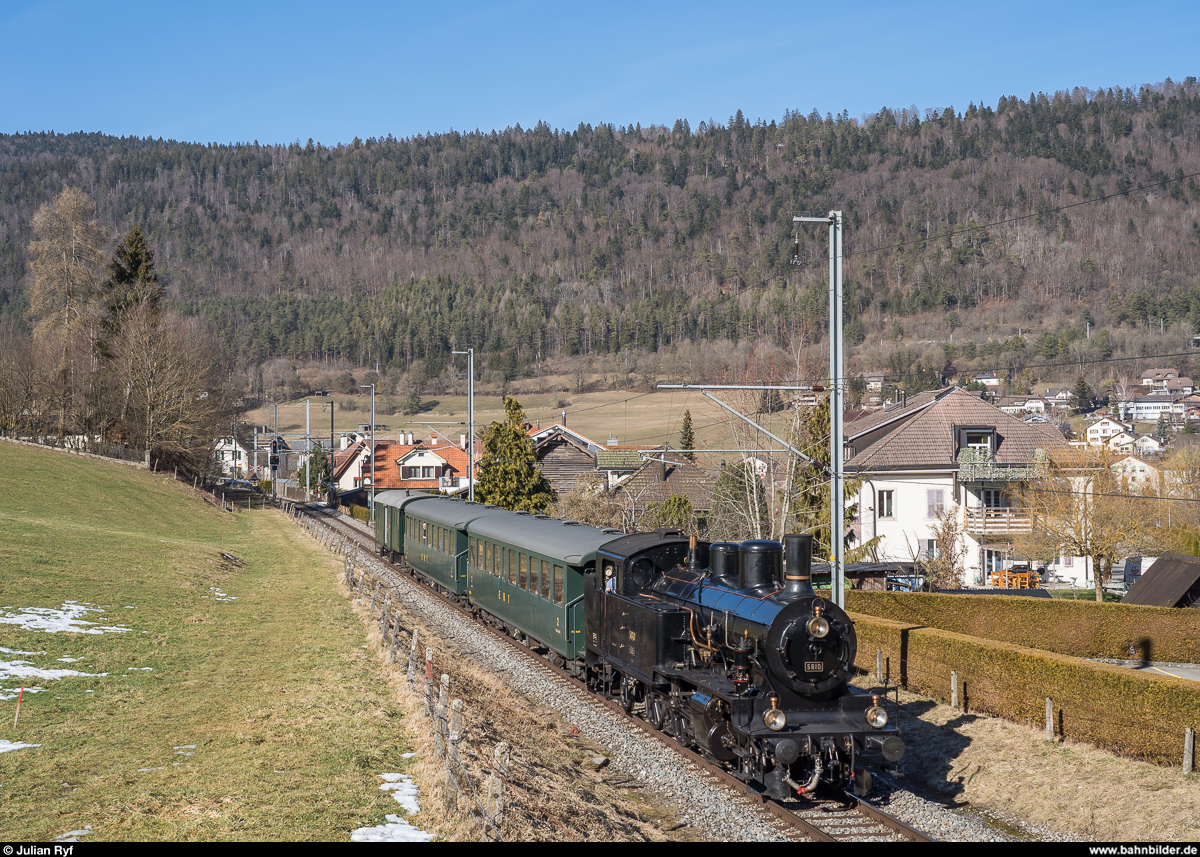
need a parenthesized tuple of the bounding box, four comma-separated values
(0, 740, 40, 753)
(349, 773, 431, 842)
(54, 825, 92, 842)
(350, 814, 433, 843)
(0, 602, 132, 635)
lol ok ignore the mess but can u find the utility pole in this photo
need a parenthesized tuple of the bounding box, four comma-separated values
(452, 349, 475, 501)
(794, 211, 845, 607)
(272, 404, 279, 504)
(305, 399, 311, 502)
(361, 384, 376, 524)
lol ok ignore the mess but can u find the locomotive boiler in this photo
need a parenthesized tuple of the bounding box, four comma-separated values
(584, 531, 904, 798)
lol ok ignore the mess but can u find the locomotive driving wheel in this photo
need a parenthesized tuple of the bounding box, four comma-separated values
(645, 690, 667, 731)
(619, 675, 638, 713)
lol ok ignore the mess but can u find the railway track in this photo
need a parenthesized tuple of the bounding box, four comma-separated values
(292, 502, 935, 843)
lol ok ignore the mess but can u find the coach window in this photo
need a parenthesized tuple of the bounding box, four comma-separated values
(553, 565, 564, 604)
(493, 545, 501, 578)
(509, 550, 517, 584)
(485, 542, 492, 575)
(541, 560, 551, 600)
(421, 521, 428, 544)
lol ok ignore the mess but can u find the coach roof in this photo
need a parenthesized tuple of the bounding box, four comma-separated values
(467, 512, 623, 564)
(399, 495, 511, 528)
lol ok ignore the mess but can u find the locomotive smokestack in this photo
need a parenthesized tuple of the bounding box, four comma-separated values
(783, 533, 816, 598)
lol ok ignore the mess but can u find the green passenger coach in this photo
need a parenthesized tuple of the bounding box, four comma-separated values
(373, 490, 440, 561)
(465, 514, 622, 663)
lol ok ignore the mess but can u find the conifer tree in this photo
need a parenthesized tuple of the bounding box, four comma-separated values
(786, 394, 872, 561)
(100, 225, 161, 354)
(1070, 375, 1094, 414)
(678, 409, 696, 462)
(475, 397, 555, 512)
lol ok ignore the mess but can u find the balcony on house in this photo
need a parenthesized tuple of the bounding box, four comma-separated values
(957, 447, 1035, 534)
(963, 504, 1032, 534)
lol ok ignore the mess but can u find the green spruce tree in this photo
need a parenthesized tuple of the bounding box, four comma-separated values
(678, 409, 696, 462)
(1070, 375, 1094, 415)
(475, 397, 555, 512)
(787, 394, 873, 561)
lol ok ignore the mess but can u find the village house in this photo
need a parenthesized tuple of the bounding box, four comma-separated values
(1118, 395, 1185, 424)
(845, 388, 1089, 587)
(1086, 417, 1133, 446)
(330, 431, 476, 495)
(996, 395, 1050, 416)
(213, 434, 251, 477)
(1111, 455, 1160, 492)
(608, 451, 717, 522)
(528, 423, 601, 495)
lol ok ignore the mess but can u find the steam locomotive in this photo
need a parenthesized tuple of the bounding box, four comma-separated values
(585, 531, 905, 798)
(373, 491, 904, 798)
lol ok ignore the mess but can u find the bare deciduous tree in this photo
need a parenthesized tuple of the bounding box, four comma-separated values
(1016, 450, 1152, 602)
(110, 305, 235, 472)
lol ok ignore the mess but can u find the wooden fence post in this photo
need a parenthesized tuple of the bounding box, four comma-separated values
(951, 671, 958, 710)
(1185, 727, 1195, 775)
(876, 648, 883, 683)
(1046, 697, 1054, 741)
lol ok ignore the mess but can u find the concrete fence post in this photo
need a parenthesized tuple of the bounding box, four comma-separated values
(951, 671, 958, 710)
(488, 742, 510, 831)
(407, 630, 419, 685)
(876, 648, 883, 683)
(1046, 697, 1054, 741)
(1185, 727, 1195, 775)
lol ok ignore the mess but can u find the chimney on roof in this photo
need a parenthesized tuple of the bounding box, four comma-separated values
(431, 435, 438, 447)
(562, 410, 567, 426)
(607, 435, 618, 447)
(460, 433, 467, 449)
(406, 431, 413, 445)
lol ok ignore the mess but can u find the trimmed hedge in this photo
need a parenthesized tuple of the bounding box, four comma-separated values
(851, 612, 1200, 765)
(843, 591, 1200, 663)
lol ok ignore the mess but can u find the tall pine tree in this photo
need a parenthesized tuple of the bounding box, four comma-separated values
(787, 394, 874, 561)
(678, 409, 696, 462)
(475, 397, 555, 512)
(100, 225, 161, 353)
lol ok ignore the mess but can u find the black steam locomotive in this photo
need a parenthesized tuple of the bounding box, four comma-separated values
(584, 531, 904, 798)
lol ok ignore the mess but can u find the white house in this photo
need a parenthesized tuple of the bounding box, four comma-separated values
(1105, 431, 1137, 454)
(1118, 396, 1185, 423)
(213, 435, 251, 477)
(847, 388, 1090, 587)
(1111, 455, 1160, 492)
(1134, 435, 1164, 457)
(1086, 417, 1133, 447)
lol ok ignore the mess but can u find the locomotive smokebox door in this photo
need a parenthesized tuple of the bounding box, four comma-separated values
(764, 597, 857, 695)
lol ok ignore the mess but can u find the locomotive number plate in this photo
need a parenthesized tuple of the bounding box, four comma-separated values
(804, 661, 824, 672)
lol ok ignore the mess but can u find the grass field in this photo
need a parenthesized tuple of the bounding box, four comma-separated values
(246, 388, 800, 464)
(0, 442, 428, 841)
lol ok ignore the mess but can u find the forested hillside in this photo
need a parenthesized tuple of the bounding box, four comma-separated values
(3, 78, 1200, 390)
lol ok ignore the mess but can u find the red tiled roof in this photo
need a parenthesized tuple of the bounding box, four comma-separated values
(368, 439, 477, 491)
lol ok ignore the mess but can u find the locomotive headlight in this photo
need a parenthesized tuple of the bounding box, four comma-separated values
(866, 706, 889, 728)
(763, 697, 787, 731)
(807, 606, 830, 639)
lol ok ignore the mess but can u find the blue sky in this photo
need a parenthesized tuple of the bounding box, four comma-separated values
(2, 0, 1198, 145)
